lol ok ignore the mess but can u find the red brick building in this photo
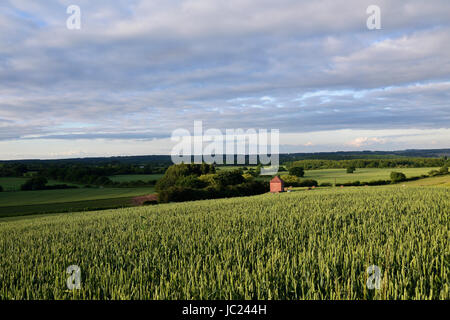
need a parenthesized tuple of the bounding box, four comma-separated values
(270, 176, 285, 193)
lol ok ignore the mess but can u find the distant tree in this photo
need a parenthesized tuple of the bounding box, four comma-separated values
(346, 166, 356, 174)
(20, 176, 48, 191)
(297, 179, 319, 187)
(280, 175, 301, 187)
(288, 166, 305, 177)
(390, 171, 406, 183)
(242, 173, 254, 181)
(213, 170, 245, 187)
(156, 163, 216, 192)
(176, 175, 206, 189)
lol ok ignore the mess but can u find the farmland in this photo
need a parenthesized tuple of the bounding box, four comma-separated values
(0, 186, 448, 299)
(302, 167, 438, 184)
(0, 187, 155, 218)
(0, 177, 80, 191)
(0, 167, 442, 218)
(191, 166, 438, 185)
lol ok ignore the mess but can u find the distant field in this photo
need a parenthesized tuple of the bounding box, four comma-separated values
(303, 167, 438, 184)
(0, 187, 155, 207)
(0, 177, 27, 191)
(0, 187, 155, 218)
(254, 167, 438, 184)
(0, 197, 135, 218)
(0, 177, 81, 191)
(108, 174, 164, 182)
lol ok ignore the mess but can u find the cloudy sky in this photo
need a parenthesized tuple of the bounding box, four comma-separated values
(0, 0, 449, 159)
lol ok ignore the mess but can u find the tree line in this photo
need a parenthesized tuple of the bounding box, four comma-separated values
(287, 158, 448, 170)
(155, 163, 269, 203)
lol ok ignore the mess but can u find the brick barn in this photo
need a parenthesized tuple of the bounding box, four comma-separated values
(270, 176, 285, 193)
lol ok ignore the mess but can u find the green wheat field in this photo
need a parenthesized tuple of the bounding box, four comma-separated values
(0, 186, 448, 300)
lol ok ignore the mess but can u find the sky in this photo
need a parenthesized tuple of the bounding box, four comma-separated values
(0, 0, 449, 160)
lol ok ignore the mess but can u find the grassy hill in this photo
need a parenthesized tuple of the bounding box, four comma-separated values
(0, 186, 448, 299)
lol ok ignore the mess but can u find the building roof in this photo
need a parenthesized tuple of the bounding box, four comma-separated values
(270, 176, 284, 183)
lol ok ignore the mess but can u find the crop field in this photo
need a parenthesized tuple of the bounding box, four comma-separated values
(0, 186, 448, 299)
(303, 167, 438, 184)
(0, 187, 155, 218)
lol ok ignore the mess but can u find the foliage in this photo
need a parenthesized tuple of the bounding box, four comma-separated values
(157, 180, 268, 203)
(20, 177, 48, 191)
(213, 170, 245, 187)
(319, 182, 333, 187)
(288, 158, 446, 170)
(297, 179, 319, 187)
(288, 166, 305, 177)
(390, 172, 407, 183)
(346, 166, 356, 174)
(280, 175, 301, 186)
(280, 175, 318, 187)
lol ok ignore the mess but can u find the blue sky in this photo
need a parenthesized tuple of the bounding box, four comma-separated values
(0, 0, 449, 159)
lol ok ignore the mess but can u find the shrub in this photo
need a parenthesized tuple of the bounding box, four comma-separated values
(156, 163, 215, 192)
(176, 175, 206, 189)
(288, 167, 305, 177)
(213, 170, 245, 187)
(341, 181, 361, 187)
(198, 174, 217, 186)
(298, 179, 319, 187)
(428, 170, 440, 176)
(366, 180, 391, 186)
(319, 182, 332, 187)
(242, 173, 254, 181)
(439, 166, 448, 174)
(158, 186, 202, 203)
(346, 166, 356, 174)
(45, 184, 78, 190)
(390, 172, 407, 183)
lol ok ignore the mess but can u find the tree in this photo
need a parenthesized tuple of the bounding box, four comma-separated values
(288, 166, 305, 177)
(439, 165, 448, 174)
(0, 185, 3, 192)
(280, 175, 301, 187)
(20, 176, 48, 191)
(213, 170, 245, 187)
(390, 171, 406, 183)
(346, 166, 356, 174)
